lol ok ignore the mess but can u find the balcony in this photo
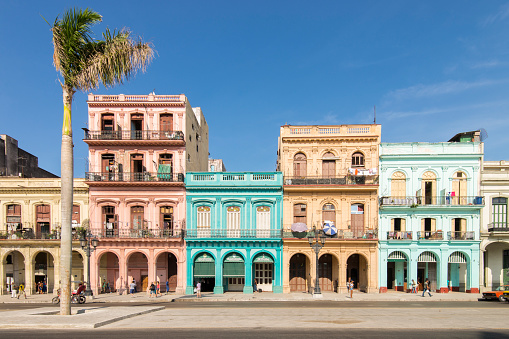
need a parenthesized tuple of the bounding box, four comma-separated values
(186, 172, 282, 187)
(282, 228, 377, 240)
(284, 175, 378, 186)
(417, 231, 443, 240)
(85, 172, 184, 187)
(487, 222, 509, 232)
(83, 129, 185, 146)
(185, 229, 282, 239)
(380, 196, 485, 207)
(280, 125, 381, 139)
(0, 227, 61, 240)
(89, 228, 184, 239)
(447, 231, 475, 240)
(386, 231, 413, 240)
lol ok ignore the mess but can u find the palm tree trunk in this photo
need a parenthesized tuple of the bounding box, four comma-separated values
(60, 86, 74, 315)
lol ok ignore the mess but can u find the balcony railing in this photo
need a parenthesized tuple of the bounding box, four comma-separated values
(282, 229, 377, 240)
(417, 231, 443, 240)
(380, 196, 485, 206)
(185, 229, 283, 238)
(0, 228, 61, 240)
(487, 222, 509, 232)
(85, 172, 184, 183)
(386, 231, 413, 240)
(89, 228, 184, 239)
(84, 130, 184, 141)
(284, 175, 378, 186)
(447, 231, 475, 240)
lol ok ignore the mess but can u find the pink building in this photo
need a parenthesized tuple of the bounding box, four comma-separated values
(84, 93, 208, 295)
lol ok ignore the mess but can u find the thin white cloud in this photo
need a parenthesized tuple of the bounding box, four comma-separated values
(386, 79, 500, 101)
(470, 60, 502, 69)
(482, 3, 509, 25)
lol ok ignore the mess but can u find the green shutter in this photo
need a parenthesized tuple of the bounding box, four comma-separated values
(223, 262, 245, 277)
(194, 262, 215, 277)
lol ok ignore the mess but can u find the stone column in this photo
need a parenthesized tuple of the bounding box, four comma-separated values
(243, 248, 253, 294)
(0, 258, 5, 296)
(26, 260, 34, 296)
(213, 249, 224, 294)
(118, 249, 127, 294)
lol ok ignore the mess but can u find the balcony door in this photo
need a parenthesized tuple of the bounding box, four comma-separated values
(131, 206, 144, 230)
(293, 153, 307, 178)
(160, 206, 174, 233)
(101, 113, 114, 138)
(131, 113, 144, 139)
(160, 114, 173, 132)
(36, 205, 50, 235)
(131, 154, 144, 181)
(102, 206, 117, 237)
(322, 152, 335, 178)
(351, 204, 364, 238)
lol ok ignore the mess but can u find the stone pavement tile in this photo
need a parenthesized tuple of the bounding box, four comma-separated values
(0, 306, 164, 329)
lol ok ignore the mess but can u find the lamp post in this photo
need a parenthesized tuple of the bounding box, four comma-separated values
(308, 228, 326, 298)
(80, 231, 99, 297)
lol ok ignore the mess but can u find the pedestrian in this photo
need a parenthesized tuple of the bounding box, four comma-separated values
(129, 280, 136, 296)
(42, 280, 47, 294)
(149, 282, 156, 298)
(347, 277, 354, 298)
(17, 283, 26, 299)
(196, 280, 202, 298)
(106, 280, 111, 293)
(411, 279, 417, 294)
(422, 278, 432, 297)
(156, 281, 160, 297)
(11, 282, 17, 298)
(166, 279, 170, 294)
(253, 279, 258, 293)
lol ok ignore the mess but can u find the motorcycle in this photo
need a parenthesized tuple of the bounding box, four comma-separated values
(52, 288, 86, 304)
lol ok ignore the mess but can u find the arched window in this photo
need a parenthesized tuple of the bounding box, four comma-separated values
(452, 171, 467, 205)
(322, 203, 336, 226)
(293, 203, 307, 224)
(322, 152, 336, 178)
(227, 206, 241, 235)
(421, 171, 436, 205)
(256, 206, 271, 235)
(293, 153, 307, 177)
(351, 152, 364, 168)
(391, 171, 406, 198)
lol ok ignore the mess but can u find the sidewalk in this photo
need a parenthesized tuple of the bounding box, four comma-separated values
(0, 290, 483, 304)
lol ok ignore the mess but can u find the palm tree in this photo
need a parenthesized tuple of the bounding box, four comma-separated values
(50, 8, 153, 315)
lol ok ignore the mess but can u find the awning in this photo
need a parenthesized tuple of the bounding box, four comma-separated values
(291, 222, 307, 232)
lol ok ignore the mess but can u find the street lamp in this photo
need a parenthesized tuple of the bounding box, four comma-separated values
(80, 231, 99, 297)
(308, 228, 326, 298)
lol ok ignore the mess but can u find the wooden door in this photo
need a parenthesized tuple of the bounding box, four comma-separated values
(160, 114, 173, 131)
(131, 206, 144, 230)
(322, 160, 335, 178)
(293, 204, 307, 224)
(141, 275, 148, 291)
(351, 204, 364, 238)
(319, 255, 333, 291)
(290, 254, 306, 292)
(293, 154, 306, 177)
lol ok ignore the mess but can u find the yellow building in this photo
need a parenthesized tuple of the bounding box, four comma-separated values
(0, 178, 89, 295)
(277, 124, 380, 293)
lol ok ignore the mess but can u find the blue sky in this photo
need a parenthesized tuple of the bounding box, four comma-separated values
(1, 1, 508, 176)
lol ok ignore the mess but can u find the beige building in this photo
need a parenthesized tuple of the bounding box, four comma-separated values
(277, 124, 380, 293)
(0, 178, 89, 294)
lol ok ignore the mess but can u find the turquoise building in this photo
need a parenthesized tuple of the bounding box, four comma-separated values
(378, 131, 483, 293)
(184, 172, 283, 294)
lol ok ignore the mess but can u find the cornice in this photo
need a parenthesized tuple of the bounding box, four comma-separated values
(88, 102, 185, 108)
(0, 188, 88, 195)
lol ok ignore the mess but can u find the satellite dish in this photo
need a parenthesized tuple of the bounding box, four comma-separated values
(479, 128, 488, 141)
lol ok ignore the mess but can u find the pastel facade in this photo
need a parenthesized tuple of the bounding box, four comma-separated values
(480, 160, 509, 291)
(378, 137, 483, 293)
(184, 172, 283, 294)
(0, 178, 89, 294)
(85, 93, 208, 295)
(277, 125, 381, 293)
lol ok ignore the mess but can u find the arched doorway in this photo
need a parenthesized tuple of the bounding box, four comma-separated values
(346, 254, 368, 292)
(193, 252, 215, 292)
(156, 252, 178, 292)
(448, 252, 468, 292)
(253, 252, 274, 292)
(98, 252, 119, 293)
(387, 251, 408, 291)
(223, 252, 245, 292)
(71, 251, 84, 291)
(318, 254, 333, 291)
(289, 253, 308, 292)
(4, 251, 25, 294)
(127, 252, 148, 292)
(34, 251, 55, 293)
(417, 251, 438, 291)
(483, 242, 509, 289)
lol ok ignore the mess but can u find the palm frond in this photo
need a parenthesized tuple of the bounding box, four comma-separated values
(75, 28, 154, 91)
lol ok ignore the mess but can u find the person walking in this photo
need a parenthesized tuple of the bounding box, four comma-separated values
(196, 280, 202, 298)
(129, 280, 136, 296)
(347, 277, 354, 298)
(166, 279, 170, 294)
(17, 283, 26, 299)
(253, 279, 258, 293)
(411, 279, 417, 294)
(156, 281, 160, 297)
(422, 278, 432, 297)
(11, 282, 17, 298)
(149, 282, 156, 298)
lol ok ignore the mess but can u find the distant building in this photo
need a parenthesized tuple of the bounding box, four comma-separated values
(0, 135, 57, 178)
(208, 159, 226, 172)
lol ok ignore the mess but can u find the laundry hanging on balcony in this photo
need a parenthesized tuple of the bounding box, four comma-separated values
(348, 168, 377, 176)
(157, 164, 172, 180)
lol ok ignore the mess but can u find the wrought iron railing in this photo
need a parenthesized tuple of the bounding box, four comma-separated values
(84, 130, 184, 141)
(0, 228, 61, 240)
(380, 196, 485, 206)
(417, 231, 443, 240)
(184, 229, 283, 238)
(487, 222, 509, 232)
(85, 172, 184, 182)
(282, 229, 377, 240)
(284, 175, 378, 186)
(89, 228, 184, 239)
(386, 231, 413, 240)
(447, 231, 475, 240)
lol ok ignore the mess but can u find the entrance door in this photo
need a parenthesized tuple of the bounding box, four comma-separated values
(504, 250, 509, 286)
(168, 253, 177, 292)
(318, 254, 333, 291)
(290, 254, 306, 292)
(387, 262, 395, 289)
(141, 275, 148, 291)
(223, 253, 245, 292)
(254, 263, 273, 292)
